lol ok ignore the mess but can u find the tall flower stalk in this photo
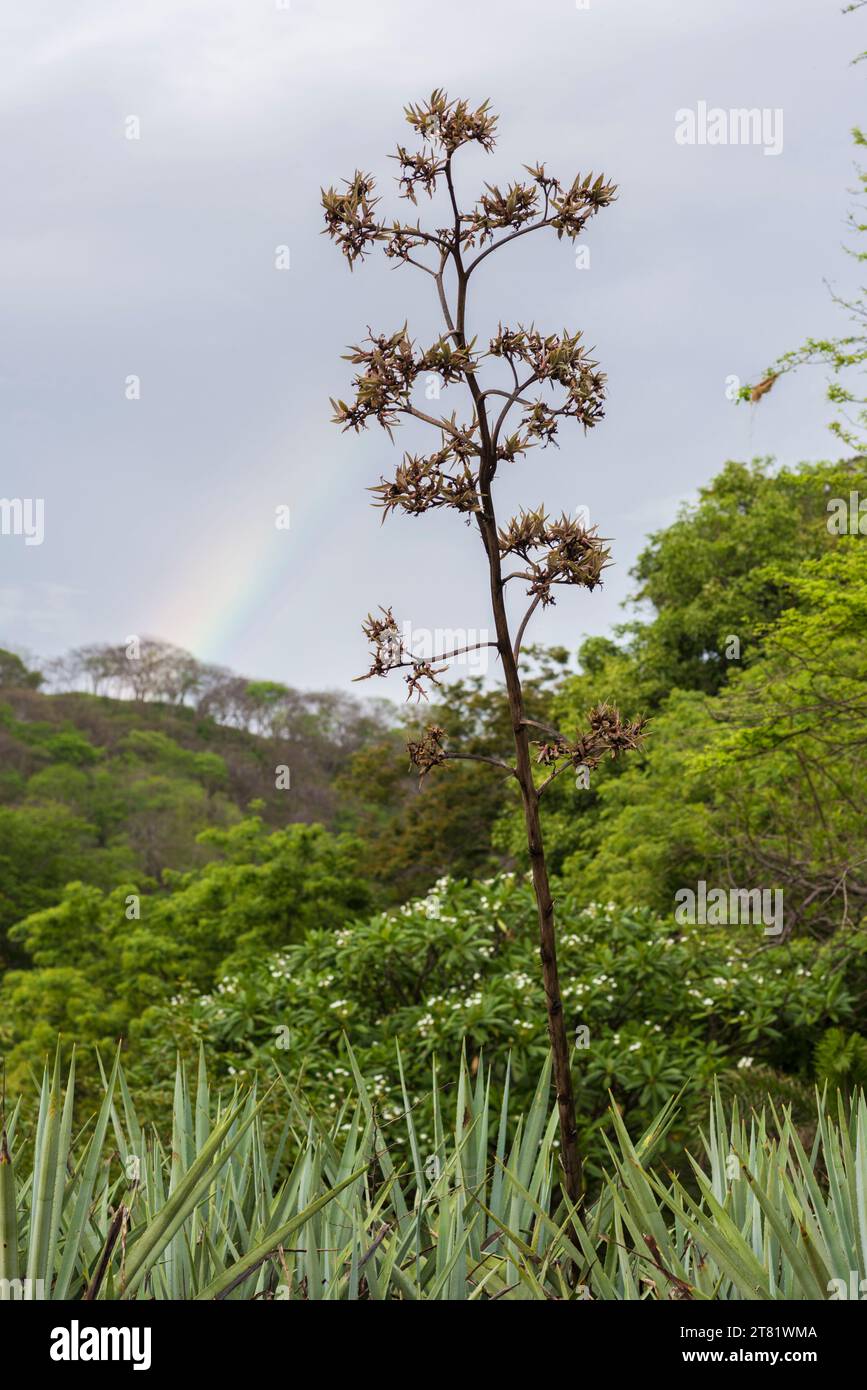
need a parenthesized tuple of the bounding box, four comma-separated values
(323, 91, 646, 1204)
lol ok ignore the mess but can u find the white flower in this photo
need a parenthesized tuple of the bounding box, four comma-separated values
(737, 1056, 754, 1070)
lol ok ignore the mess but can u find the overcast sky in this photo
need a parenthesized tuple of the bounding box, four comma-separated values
(0, 0, 860, 694)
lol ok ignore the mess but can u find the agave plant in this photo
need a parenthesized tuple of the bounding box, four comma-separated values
(0, 1045, 364, 1300)
(1, 1043, 864, 1300)
(568, 1081, 867, 1300)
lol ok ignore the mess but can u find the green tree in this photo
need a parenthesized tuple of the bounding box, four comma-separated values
(0, 817, 371, 1090)
(0, 648, 42, 689)
(556, 541, 867, 937)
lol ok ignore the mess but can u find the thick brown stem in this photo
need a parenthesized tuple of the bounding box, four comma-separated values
(446, 228, 582, 1209)
(523, 777, 582, 1208)
(481, 519, 582, 1209)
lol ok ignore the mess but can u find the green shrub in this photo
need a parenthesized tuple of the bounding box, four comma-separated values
(138, 874, 858, 1175)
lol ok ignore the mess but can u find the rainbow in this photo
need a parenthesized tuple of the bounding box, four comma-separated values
(148, 501, 301, 665)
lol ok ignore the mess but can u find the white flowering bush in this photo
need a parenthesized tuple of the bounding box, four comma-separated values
(139, 874, 856, 1175)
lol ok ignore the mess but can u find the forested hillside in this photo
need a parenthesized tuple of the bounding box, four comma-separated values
(0, 644, 392, 966)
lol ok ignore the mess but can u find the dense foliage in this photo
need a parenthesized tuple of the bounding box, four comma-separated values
(136, 874, 864, 1177)
(1, 454, 866, 1194)
(0, 665, 388, 965)
(2, 1048, 865, 1300)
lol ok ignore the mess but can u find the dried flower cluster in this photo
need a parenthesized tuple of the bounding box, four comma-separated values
(355, 607, 403, 678)
(406, 723, 448, 778)
(534, 703, 648, 774)
(462, 166, 616, 250)
(322, 94, 615, 270)
(329, 327, 418, 435)
(489, 324, 607, 442)
(395, 92, 497, 201)
(498, 508, 610, 605)
(328, 322, 607, 534)
(404, 660, 448, 702)
(355, 607, 449, 702)
(370, 441, 480, 520)
(330, 328, 479, 440)
(320, 171, 382, 269)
